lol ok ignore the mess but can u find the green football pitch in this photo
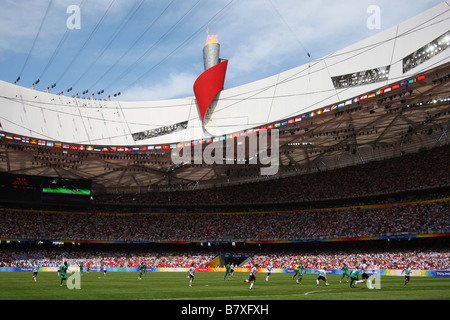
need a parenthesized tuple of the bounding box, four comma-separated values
(0, 271, 449, 301)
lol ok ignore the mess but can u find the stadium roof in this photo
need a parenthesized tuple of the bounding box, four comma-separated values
(0, 2, 449, 194)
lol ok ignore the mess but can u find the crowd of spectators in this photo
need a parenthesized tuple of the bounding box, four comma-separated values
(249, 248, 449, 270)
(1, 246, 448, 270)
(0, 247, 216, 269)
(1, 146, 448, 273)
(94, 145, 450, 206)
(1, 200, 448, 242)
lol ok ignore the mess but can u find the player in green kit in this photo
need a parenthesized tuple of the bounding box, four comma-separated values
(349, 267, 360, 288)
(296, 263, 305, 284)
(79, 262, 83, 275)
(138, 262, 147, 280)
(60, 261, 69, 287)
(340, 263, 350, 283)
(224, 263, 231, 280)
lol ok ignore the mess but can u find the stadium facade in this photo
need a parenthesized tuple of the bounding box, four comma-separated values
(0, 2, 449, 192)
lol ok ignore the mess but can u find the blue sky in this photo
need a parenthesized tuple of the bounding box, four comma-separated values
(0, 0, 444, 101)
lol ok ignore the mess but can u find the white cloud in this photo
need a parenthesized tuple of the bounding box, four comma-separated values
(0, 0, 444, 97)
(119, 71, 197, 101)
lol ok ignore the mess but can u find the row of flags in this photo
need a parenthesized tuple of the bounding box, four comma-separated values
(0, 74, 425, 153)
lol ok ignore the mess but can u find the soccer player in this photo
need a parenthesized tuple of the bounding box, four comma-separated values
(59, 261, 69, 287)
(79, 262, 83, 275)
(340, 263, 350, 283)
(402, 265, 412, 285)
(224, 263, 231, 280)
(138, 262, 147, 280)
(349, 267, 360, 288)
(244, 264, 258, 289)
(32, 262, 39, 282)
(265, 265, 272, 281)
(296, 263, 305, 284)
(315, 266, 329, 286)
(292, 263, 300, 280)
(230, 263, 235, 278)
(101, 262, 107, 276)
(188, 263, 195, 287)
(354, 259, 371, 287)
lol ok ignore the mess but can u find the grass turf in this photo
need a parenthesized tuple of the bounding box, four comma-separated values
(0, 271, 449, 301)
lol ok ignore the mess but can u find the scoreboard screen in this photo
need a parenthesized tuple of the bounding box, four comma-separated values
(41, 177, 92, 205)
(0, 173, 92, 206)
(0, 173, 42, 203)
